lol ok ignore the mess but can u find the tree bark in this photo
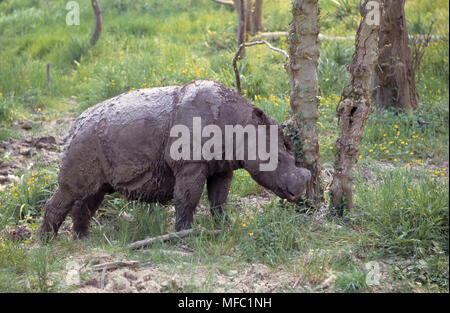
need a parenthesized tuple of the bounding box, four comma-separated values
(90, 0, 102, 46)
(252, 0, 264, 33)
(286, 0, 323, 206)
(375, 0, 419, 110)
(246, 0, 254, 33)
(234, 0, 249, 59)
(330, 0, 382, 215)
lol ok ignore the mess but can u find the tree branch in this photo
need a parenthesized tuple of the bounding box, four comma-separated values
(90, 0, 102, 46)
(233, 40, 289, 94)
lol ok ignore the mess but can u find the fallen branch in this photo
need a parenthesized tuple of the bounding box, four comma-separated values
(254, 31, 445, 42)
(160, 249, 193, 257)
(254, 32, 352, 41)
(211, 0, 235, 7)
(91, 260, 139, 271)
(128, 228, 221, 250)
(233, 40, 289, 94)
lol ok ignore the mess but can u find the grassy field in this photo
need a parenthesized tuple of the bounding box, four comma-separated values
(0, 0, 448, 292)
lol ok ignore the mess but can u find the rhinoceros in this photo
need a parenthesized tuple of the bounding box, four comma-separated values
(39, 80, 310, 240)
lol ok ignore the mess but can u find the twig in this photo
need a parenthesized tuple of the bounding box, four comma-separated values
(92, 217, 102, 228)
(91, 260, 139, 271)
(211, 0, 235, 7)
(411, 22, 435, 79)
(292, 274, 303, 289)
(46, 64, 51, 89)
(100, 267, 106, 289)
(233, 40, 289, 94)
(128, 228, 221, 250)
(92, 216, 113, 246)
(103, 233, 113, 246)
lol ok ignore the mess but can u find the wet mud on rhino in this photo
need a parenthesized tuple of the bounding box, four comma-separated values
(38, 80, 310, 240)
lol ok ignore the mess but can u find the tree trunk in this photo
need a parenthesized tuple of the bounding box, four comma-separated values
(330, 0, 382, 215)
(252, 0, 264, 33)
(375, 0, 419, 110)
(286, 0, 323, 206)
(90, 0, 102, 46)
(246, 0, 254, 34)
(234, 0, 248, 59)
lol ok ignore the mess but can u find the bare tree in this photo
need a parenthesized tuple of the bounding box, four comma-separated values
(90, 0, 102, 46)
(330, 0, 382, 215)
(286, 0, 323, 206)
(374, 0, 418, 110)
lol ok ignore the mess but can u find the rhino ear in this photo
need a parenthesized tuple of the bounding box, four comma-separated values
(252, 107, 266, 121)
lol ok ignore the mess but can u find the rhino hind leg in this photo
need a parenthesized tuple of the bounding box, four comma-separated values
(173, 164, 208, 231)
(38, 187, 76, 242)
(207, 171, 233, 225)
(71, 190, 107, 239)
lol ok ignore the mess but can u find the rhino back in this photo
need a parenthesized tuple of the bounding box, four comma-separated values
(99, 87, 180, 186)
(62, 86, 180, 197)
(164, 80, 266, 169)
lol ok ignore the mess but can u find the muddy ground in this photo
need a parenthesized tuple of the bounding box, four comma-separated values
(0, 116, 73, 189)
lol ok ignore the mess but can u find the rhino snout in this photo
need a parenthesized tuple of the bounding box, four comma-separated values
(299, 168, 311, 185)
(284, 168, 311, 201)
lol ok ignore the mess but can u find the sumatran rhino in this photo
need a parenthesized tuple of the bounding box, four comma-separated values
(38, 80, 311, 240)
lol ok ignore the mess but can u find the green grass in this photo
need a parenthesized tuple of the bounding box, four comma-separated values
(0, 170, 57, 229)
(0, 0, 448, 293)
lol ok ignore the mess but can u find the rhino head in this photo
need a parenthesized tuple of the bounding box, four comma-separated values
(242, 108, 311, 202)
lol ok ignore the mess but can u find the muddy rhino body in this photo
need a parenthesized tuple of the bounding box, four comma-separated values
(39, 80, 310, 239)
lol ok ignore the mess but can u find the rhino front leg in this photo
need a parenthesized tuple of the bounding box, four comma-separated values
(38, 187, 75, 242)
(173, 164, 208, 231)
(207, 171, 233, 225)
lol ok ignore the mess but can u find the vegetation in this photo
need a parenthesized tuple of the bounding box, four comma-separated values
(0, 0, 448, 292)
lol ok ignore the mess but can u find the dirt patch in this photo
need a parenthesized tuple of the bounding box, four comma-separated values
(73, 262, 303, 293)
(0, 135, 64, 184)
(0, 115, 74, 188)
